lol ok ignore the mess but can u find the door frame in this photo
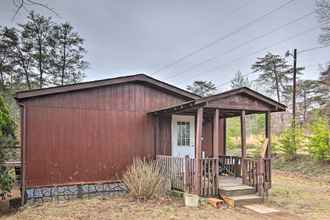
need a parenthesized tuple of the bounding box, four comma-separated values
(171, 114, 195, 158)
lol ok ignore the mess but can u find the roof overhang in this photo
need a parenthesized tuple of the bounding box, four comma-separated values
(149, 87, 287, 116)
(15, 74, 201, 101)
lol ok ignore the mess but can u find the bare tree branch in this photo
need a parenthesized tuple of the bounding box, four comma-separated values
(11, 0, 59, 20)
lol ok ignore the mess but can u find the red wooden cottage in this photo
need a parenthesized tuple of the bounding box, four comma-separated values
(16, 74, 286, 204)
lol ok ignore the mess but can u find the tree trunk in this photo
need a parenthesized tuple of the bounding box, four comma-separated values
(38, 40, 43, 89)
(0, 70, 4, 91)
(61, 40, 67, 86)
(273, 62, 283, 123)
(303, 90, 307, 123)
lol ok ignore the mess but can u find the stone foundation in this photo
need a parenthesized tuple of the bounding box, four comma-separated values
(25, 182, 127, 203)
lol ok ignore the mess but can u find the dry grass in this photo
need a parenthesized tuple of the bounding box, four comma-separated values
(123, 159, 169, 201)
(1, 196, 300, 220)
(268, 170, 330, 220)
(1, 157, 329, 220)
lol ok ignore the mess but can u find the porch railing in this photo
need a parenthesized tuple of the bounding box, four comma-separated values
(219, 155, 241, 177)
(156, 155, 195, 193)
(156, 155, 271, 197)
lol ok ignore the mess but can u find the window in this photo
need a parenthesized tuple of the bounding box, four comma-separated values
(177, 121, 190, 146)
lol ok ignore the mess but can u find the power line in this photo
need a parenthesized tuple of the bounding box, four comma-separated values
(181, 25, 319, 81)
(165, 10, 315, 80)
(216, 52, 325, 91)
(151, 0, 297, 75)
(298, 45, 330, 54)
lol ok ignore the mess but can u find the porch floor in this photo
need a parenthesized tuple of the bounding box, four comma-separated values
(218, 176, 243, 187)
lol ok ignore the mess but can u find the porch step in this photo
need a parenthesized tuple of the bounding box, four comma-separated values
(219, 185, 256, 196)
(222, 194, 264, 207)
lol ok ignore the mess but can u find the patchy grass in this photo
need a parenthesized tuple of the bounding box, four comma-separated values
(269, 156, 330, 220)
(272, 155, 330, 180)
(1, 196, 299, 220)
(1, 156, 329, 220)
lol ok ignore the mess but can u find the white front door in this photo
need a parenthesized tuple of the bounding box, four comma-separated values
(171, 115, 195, 158)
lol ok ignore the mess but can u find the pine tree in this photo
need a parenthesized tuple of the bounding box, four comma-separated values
(296, 80, 320, 123)
(319, 65, 330, 123)
(252, 52, 303, 104)
(316, 0, 330, 46)
(49, 22, 88, 86)
(230, 71, 252, 89)
(187, 81, 217, 97)
(19, 11, 53, 88)
(0, 27, 17, 90)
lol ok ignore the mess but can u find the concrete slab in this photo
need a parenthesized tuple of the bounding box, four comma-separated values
(244, 204, 280, 214)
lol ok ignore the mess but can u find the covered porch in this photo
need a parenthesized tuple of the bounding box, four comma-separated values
(150, 87, 286, 197)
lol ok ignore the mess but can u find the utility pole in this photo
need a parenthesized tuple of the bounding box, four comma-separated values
(292, 49, 297, 129)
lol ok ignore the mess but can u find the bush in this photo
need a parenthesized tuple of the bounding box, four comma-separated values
(0, 167, 15, 197)
(278, 126, 304, 160)
(307, 114, 330, 161)
(0, 95, 16, 196)
(123, 159, 168, 201)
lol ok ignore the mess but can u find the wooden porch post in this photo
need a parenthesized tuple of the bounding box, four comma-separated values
(241, 110, 247, 184)
(223, 118, 226, 156)
(213, 109, 219, 158)
(265, 111, 272, 190)
(154, 115, 160, 156)
(194, 107, 203, 194)
(265, 112, 271, 158)
(213, 109, 220, 189)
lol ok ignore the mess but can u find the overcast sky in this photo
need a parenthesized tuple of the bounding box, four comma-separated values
(1, 0, 329, 91)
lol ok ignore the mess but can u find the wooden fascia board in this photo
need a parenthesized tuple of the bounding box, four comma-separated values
(15, 74, 200, 101)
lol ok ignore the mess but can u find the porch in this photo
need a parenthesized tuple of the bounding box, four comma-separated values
(150, 88, 286, 198)
(156, 155, 271, 197)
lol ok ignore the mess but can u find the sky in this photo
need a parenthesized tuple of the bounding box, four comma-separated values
(0, 0, 329, 91)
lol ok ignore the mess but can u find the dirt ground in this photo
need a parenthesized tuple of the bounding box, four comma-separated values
(267, 170, 330, 220)
(1, 196, 302, 220)
(0, 170, 329, 220)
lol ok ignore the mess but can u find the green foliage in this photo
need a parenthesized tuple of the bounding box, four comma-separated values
(278, 126, 304, 160)
(0, 167, 15, 195)
(251, 52, 304, 103)
(230, 71, 252, 89)
(307, 114, 330, 161)
(316, 0, 330, 46)
(186, 80, 217, 97)
(0, 11, 88, 91)
(0, 95, 16, 195)
(226, 117, 241, 154)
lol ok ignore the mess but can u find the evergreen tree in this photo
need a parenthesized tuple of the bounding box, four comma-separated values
(316, 0, 330, 46)
(230, 71, 252, 89)
(0, 27, 17, 90)
(0, 11, 88, 90)
(252, 53, 290, 103)
(319, 65, 330, 123)
(186, 80, 217, 97)
(296, 80, 320, 123)
(19, 11, 53, 88)
(252, 52, 303, 104)
(49, 23, 87, 86)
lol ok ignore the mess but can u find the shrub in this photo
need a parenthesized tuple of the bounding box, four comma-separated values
(123, 159, 168, 201)
(307, 114, 330, 161)
(0, 167, 15, 197)
(0, 95, 16, 196)
(278, 126, 304, 160)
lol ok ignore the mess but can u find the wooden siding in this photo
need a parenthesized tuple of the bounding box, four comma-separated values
(22, 83, 188, 187)
(202, 118, 225, 157)
(206, 94, 274, 111)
